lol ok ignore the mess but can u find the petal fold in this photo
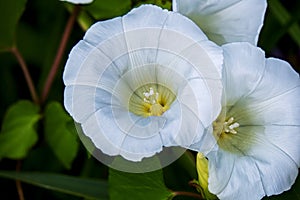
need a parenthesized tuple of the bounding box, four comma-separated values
(222, 42, 266, 106)
(173, 0, 267, 45)
(207, 150, 265, 200)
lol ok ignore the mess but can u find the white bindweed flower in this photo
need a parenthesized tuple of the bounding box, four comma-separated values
(173, 0, 267, 45)
(60, 0, 93, 4)
(63, 5, 223, 162)
(203, 42, 300, 200)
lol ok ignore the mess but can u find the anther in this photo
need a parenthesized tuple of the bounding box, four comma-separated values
(143, 87, 159, 105)
(223, 117, 239, 134)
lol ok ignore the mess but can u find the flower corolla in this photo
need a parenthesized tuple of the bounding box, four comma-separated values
(63, 5, 223, 162)
(203, 42, 300, 200)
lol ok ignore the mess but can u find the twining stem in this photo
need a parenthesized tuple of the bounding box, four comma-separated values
(16, 161, 25, 200)
(11, 46, 39, 104)
(172, 191, 204, 199)
(41, 5, 81, 104)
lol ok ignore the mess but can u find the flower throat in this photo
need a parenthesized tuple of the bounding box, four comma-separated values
(129, 84, 176, 117)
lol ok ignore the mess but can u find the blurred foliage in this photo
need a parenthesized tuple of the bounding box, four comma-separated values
(44, 102, 79, 169)
(0, 170, 109, 199)
(0, 0, 299, 199)
(0, 0, 27, 50)
(109, 168, 173, 200)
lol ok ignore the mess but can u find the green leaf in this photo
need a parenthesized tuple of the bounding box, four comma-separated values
(269, 0, 300, 47)
(0, 171, 109, 200)
(85, 0, 131, 20)
(0, 100, 40, 159)
(109, 168, 173, 200)
(133, 0, 172, 10)
(0, 0, 27, 51)
(44, 102, 79, 169)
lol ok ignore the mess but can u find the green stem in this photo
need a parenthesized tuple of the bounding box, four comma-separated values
(41, 5, 80, 104)
(11, 46, 39, 104)
(172, 191, 204, 199)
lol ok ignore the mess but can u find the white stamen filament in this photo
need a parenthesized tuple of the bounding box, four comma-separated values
(143, 87, 159, 105)
(223, 117, 239, 134)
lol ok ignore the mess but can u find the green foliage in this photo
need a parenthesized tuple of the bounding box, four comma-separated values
(109, 168, 173, 200)
(44, 102, 79, 169)
(0, 0, 299, 200)
(84, 0, 131, 20)
(133, 0, 172, 10)
(268, 0, 300, 48)
(259, 0, 300, 53)
(0, 171, 109, 199)
(0, 100, 39, 159)
(0, 0, 27, 51)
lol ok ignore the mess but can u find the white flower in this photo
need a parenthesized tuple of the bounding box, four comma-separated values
(204, 42, 300, 200)
(63, 5, 223, 162)
(60, 0, 93, 4)
(173, 0, 267, 45)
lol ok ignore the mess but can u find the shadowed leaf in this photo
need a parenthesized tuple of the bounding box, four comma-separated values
(0, 100, 39, 159)
(0, 171, 109, 199)
(0, 0, 27, 51)
(44, 101, 79, 169)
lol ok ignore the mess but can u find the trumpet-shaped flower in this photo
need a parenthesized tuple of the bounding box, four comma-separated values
(63, 5, 223, 162)
(173, 0, 267, 45)
(202, 42, 300, 200)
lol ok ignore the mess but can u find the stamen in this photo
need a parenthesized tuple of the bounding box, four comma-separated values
(223, 117, 239, 134)
(129, 84, 175, 117)
(143, 87, 159, 105)
(229, 122, 240, 130)
(143, 87, 164, 116)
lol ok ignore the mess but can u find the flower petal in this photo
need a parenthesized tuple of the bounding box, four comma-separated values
(234, 58, 300, 126)
(64, 85, 118, 123)
(247, 58, 300, 106)
(246, 132, 299, 196)
(165, 41, 223, 121)
(83, 17, 124, 47)
(264, 126, 300, 167)
(63, 41, 97, 86)
(222, 42, 266, 106)
(60, 0, 93, 4)
(173, 0, 267, 45)
(207, 149, 265, 200)
(188, 126, 217, 155)
(81, 106, 165, 161)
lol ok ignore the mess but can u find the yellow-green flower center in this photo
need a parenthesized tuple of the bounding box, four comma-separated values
(129, 84, 176, 117)
(213, 112, 240, 137)
(213, 107, 254, 155)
